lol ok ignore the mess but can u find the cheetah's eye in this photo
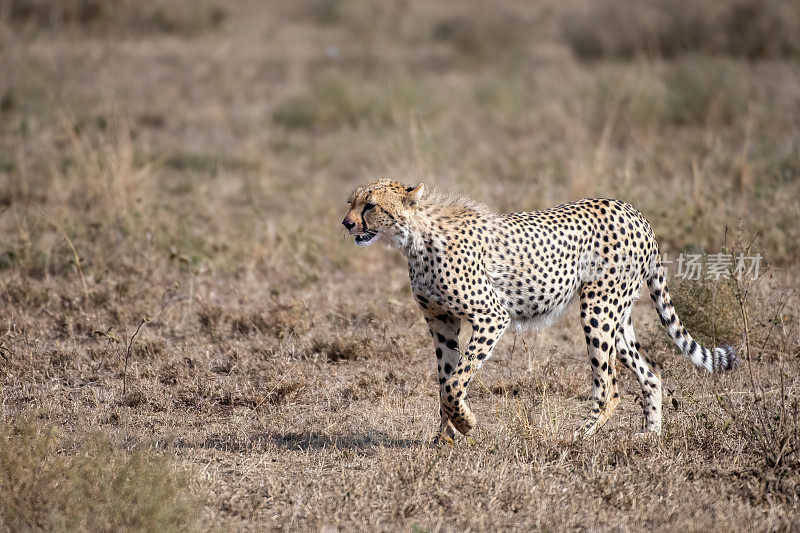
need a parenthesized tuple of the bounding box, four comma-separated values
(364, 202, 376, 211)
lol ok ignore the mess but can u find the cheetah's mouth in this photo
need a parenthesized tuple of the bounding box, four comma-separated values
(354, 231, 380, 247)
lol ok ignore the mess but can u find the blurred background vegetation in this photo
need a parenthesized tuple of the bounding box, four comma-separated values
(2, 0, 799, 280)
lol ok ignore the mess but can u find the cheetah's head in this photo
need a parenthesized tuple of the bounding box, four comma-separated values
(342, 179, 424, 247)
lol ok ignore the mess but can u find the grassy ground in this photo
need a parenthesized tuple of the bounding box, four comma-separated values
(1, 0, 799, 530)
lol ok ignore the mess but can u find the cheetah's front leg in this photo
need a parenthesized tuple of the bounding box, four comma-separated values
(441, 310, 510, 435)
(423, 311, 463, 443)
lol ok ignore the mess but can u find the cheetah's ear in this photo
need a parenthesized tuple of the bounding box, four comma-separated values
(404, 183, 424, 207)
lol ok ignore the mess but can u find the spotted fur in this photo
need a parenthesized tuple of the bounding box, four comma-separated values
(342, 179, 737, 439)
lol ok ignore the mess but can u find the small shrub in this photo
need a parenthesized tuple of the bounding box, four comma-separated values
(669, 277, 741, 348)
(724, 386, 800, 503)
(668, 227, 798, 362)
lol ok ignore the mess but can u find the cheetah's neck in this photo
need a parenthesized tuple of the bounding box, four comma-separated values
(392, 204, 494, 261)
(392, 208, 434, 259)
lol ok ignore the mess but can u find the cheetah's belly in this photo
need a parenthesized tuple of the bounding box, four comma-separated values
(487, 245, 582, 328)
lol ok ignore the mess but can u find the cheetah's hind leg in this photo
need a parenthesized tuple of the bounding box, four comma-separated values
(574, 284, 623, 439)
(616, 307, 663, 434)
(574, 375, 621, 439)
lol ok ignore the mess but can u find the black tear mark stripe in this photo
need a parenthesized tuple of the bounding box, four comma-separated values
(360, 203, 372, 231)
(360, 203, 389, 232)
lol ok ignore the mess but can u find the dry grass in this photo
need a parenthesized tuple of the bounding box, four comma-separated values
(0, 414, 198, 531)
(1, 0, 800, 530)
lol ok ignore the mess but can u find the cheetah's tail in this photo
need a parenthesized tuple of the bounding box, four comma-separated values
(646, 259, 738, 373)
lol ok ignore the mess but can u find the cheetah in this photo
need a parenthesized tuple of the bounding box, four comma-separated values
(342, 179, 737, 441)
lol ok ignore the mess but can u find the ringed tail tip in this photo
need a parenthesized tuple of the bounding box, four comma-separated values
(713, 344, 738, 372)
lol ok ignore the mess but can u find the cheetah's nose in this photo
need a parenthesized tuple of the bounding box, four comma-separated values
(342, 219, 355, 230)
